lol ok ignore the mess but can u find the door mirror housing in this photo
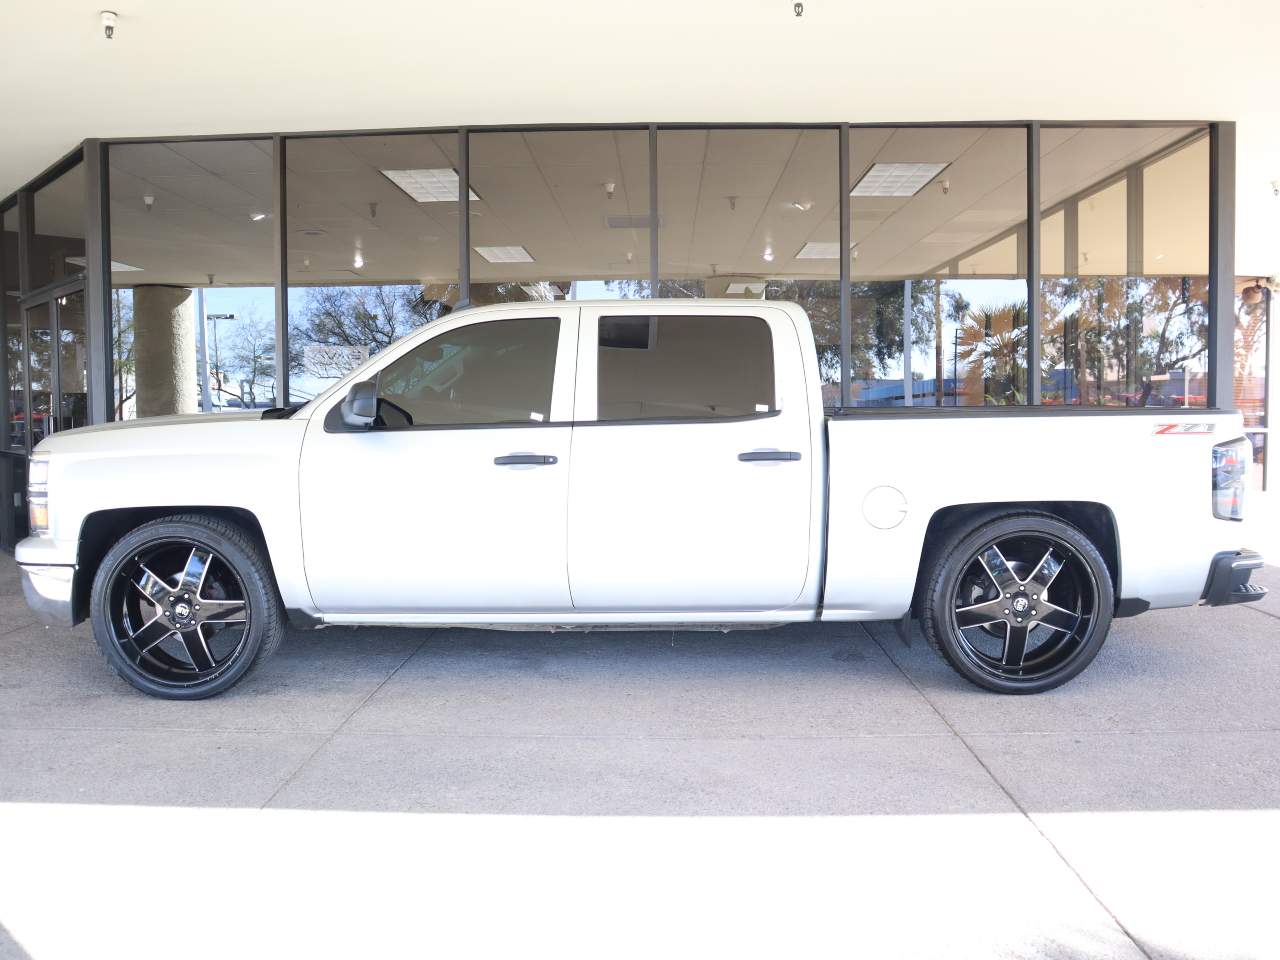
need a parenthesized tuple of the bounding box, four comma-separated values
(341, 380, 378, 428)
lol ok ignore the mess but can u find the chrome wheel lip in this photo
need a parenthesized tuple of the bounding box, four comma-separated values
(106, 536, 252, 688)
(947, 530, 1098, 684)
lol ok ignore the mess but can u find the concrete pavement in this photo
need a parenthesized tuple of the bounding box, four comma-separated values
(0, 555, 1277, 959)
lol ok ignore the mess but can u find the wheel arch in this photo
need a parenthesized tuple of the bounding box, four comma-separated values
(911, 501, 1120, 618)
(72, 506, 274, 624)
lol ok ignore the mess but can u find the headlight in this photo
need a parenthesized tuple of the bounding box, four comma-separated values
(27, 456, 50, 536)
(1211, 438, 1248, 522)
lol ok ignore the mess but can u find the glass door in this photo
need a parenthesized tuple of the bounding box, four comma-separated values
(56, 290, 87, 432)
(25, 301, 53, 447)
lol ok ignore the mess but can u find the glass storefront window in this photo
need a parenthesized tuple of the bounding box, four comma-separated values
(26, 302, 52, 446)
(31, 162, 86, 292)
(57, 290, 87, 431)
(1039, 127, 1209, 407)
(468, 129, 651, 304)
(657, 129, 840, 398)
(286, 133, 461, 404)
(109, 140, 276, 418)
(1236, 282, 1270, 490)
(847, 126, 1028, 407)
(3, 205, 22, 451)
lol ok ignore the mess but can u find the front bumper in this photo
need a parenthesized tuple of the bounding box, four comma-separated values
(18, 563, 77, 627)
(1202, 550, 1268, 606)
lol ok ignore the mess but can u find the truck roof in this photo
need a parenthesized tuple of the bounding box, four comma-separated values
(449, 298, 805, 317)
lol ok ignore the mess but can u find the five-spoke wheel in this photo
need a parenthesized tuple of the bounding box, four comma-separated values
(109, 539, 250, 684)
(90, 514, 285, 699)
(922, 513, 1113, 693)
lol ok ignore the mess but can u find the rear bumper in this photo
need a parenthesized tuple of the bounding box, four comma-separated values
(18, 563, 77, 627)
(1202, 550, 1268, 606)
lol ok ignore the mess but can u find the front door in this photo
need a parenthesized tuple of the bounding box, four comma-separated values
(566, 308, 814, 613)
(299, 308, 579, 615)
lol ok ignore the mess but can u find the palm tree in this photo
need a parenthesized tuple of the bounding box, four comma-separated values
(954, 301, 1027, 405)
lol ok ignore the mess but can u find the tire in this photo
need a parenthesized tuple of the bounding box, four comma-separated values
(919, 512, 1113, 694)
(89, 513, 286, 699)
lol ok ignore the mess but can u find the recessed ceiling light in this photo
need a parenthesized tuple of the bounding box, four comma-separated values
(382, 168, 480, 203)
(65, 255, 142, 272)
(474, 245, 535, 263)
(790, 200, 813, 211)
(249, 211, 269, 221)
(795, 241, 841, 259)
(762, 247, 775, 262)
(352, 251, 365, 269)
(297, 228, 327, 238)
(851, 162, 949, 198)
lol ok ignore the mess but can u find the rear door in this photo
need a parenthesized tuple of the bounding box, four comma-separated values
(566, 306, 813, 613)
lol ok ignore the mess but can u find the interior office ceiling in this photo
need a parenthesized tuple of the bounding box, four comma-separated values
(63, 126, 1202, 288)
(2, 0, 1277, 274)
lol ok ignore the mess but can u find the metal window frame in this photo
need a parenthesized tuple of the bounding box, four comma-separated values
(1208, 122, 1236, 411)
(83, 140, 112, 425)
(272, 135, 290, 405)
(0, 118, 1241, 435)
(1026, 122, 1042, 404)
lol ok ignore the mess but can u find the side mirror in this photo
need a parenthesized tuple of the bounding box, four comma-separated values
(341, 380, 378, 428)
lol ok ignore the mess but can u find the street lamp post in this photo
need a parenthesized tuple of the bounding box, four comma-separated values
(205, 313, 235, 409)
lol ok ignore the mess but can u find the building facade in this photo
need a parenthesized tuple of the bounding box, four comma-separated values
(0, 121, 1271, 550)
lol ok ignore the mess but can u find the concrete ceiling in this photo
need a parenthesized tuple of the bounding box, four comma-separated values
(2, 0, 1278, 274)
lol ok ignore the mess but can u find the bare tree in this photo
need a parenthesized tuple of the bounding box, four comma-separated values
(288, 284, 454, 371)
(216, 310, 276, 408)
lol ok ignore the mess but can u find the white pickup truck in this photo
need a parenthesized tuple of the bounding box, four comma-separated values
(16, 299, 1267, 698)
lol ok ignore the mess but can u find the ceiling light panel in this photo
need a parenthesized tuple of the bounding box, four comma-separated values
(851, 162, 949, 198)
(474, 245, 535, 263)
(66, 255, 142, 272)
(382, 168, 480, 202)
(795, 241, 841, 259)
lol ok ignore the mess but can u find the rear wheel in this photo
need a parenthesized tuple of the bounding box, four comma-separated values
(90, 514, 285, 699)
(921, 513, 1113, 694)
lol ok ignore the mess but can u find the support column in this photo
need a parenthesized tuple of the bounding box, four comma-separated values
(132, 285, 198, 418)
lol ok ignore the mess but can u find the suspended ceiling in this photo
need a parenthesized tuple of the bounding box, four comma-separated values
(32, 124, 1203, 288)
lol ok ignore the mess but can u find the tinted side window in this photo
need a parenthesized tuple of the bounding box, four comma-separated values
(377, 317, 559, 427)
(596, 315, 774, 422)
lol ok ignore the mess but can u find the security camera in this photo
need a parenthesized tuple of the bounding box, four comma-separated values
(101, 10, 117, 40)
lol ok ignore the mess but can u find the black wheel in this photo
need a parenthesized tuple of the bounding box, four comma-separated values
(920, 513, 1113, 694)
(90, 514, 286, 699)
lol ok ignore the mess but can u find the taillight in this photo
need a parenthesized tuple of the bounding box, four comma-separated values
(1211, 438, 1248, 521)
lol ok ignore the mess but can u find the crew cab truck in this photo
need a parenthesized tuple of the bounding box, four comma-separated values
(16, 300, 1267, 699)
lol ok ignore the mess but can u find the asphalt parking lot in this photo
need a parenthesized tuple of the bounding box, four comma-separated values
(1, 553, 1277, 959)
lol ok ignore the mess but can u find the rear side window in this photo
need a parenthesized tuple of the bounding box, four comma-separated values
(596, 315, 775, 422)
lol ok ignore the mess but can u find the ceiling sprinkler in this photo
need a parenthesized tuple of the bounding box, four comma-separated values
(794, 2, 803, 16)
(101, 10, 117, 39)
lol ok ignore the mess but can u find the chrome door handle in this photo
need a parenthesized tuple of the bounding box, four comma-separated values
(738, 450, 801, 462)
(494, 454, 558, 466)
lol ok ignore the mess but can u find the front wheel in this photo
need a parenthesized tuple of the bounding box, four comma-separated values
(920, 513, 1114, 694)
(90, 514, 286, 699)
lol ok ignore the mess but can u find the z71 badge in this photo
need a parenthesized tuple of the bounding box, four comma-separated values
(1153, 423, 1216, 435)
